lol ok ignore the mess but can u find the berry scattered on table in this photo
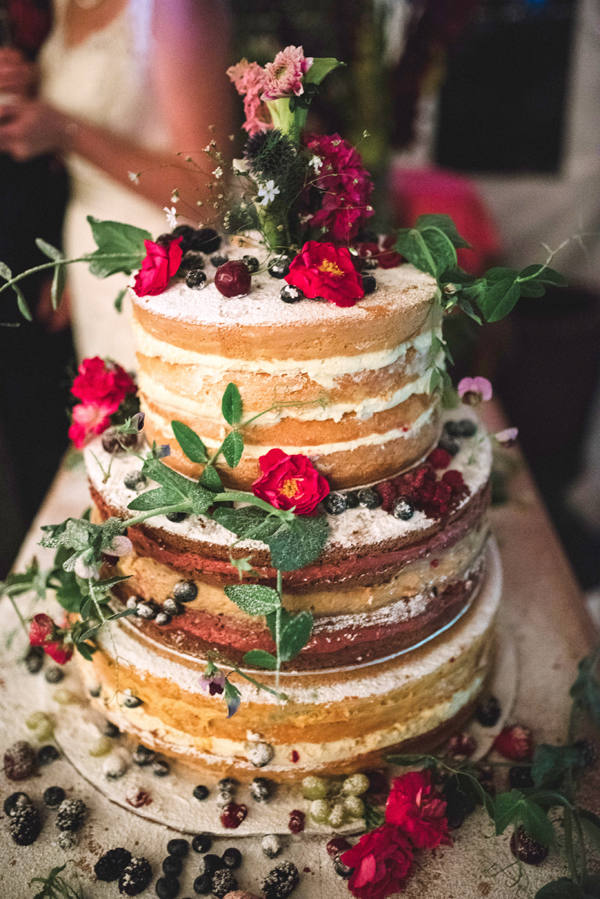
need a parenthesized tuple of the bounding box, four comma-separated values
(288, 809, 305, 834)
(215, 261, 251, 298)
(192, 874, 212, 895)
(262, 834, 282, 858)
(493, 725, 534, 761)
(186, 269, 208, 290)
(261, 861, 300, 899)
(155, 874, 180, 899)
(173, 581, 198, 603)
(445, 732, 477, 760)
(118, 857, 153, 895)
(8, 803, 41, 845)
(510, 826, 549, 865)
(4, 792, 32, 816)
(342, 795, 365, 818)
(94, 848, 133, 882)
(326, 837, 352, 858)
(58, 830, 79, 850)
(167, 838, 189, 858)
(509, 766, 535, 789)
(193, 784, 209, 801)
(222, 847, 243, 869)
(56, 798, 87, 831)
(250, 777, 273, 802)
(323, 492, 347, 515)
(162, 855, 182, 877)
(4, 740, 37, 781)
(38, 744, 60, 766)
(89, 735, 113, 758)
(43, 786, 66, 808)
(309, 799, 330, 824)
(302, 776, 328, 800)
(220, 802, 247, 829)
(190, 227, 221, 255)
(198, 855, 224, 877)
(475, 695, 502, 727)
(191, 833, 212, 854)
(45, 665, 65, 684)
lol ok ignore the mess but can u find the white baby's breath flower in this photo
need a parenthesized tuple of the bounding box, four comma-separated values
(171, 189, 179, 203)
(310, 155, 323, 172)
(128, 171, 140, 184)
(213, 166, 223, 179)
(232, 158, 248, 174)
(164, 206, 178, 228)
(257, 179, 280, 207)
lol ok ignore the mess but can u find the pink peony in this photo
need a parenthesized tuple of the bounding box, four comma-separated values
(262, 45, 313, 100)
(301, 133, 374, 243)
(227, 59, 272, 136)
(457, 376, 493, 405)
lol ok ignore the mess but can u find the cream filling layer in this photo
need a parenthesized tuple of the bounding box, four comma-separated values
(132, 318, 442, 390)
(137, 363, 441, 424)
(145, 405, 436, 459)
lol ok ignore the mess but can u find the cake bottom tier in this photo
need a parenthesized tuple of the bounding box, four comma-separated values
(79, 541, 502, 781)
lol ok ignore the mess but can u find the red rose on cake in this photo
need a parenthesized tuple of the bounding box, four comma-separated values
(252, 448, 329, 514)
(340, 824, 414, 899)
(385, 770, 452, 850)
(68, 357, 137, 449)
(285, 241, 364, 307)
(133, 237, 183, 297)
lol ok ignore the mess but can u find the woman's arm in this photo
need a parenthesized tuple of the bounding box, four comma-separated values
(0, 0, 233, 212)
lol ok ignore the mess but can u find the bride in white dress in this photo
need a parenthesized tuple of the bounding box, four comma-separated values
(0, 0, 232, 367)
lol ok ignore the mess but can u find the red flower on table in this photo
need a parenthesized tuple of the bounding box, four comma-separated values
(133, 237, 183, 297)
(385, 770, 452, 850)
(285, 241, 364, 307)
(29, 614, 73, 665)
(252, 448, 330, 514)
(340, 824, 414, 899)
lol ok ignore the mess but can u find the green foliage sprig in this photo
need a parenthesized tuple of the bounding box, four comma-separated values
(30, 863, 85, 899)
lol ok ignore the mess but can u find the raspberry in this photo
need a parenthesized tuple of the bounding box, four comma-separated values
(118, 857, 152, 895)
(215, 261, 251, 298)
(510, 826, 549, 865)
(288, 809, 305, 833)
(441, 469, 466, 491)
(8, 803, 41, 845)
(94, 848, 132, 882)
(261, 861, 300, 899)
(376, 480, 396, 513)
(29, 613, 55, 646)
(493, 725, 534, 761)
(4, 740, 37, 780)
(428, 448, 452, 469)
(220, 802, 247, 829)
(446, 732, 477, 759)
(56, 798, 87, 831)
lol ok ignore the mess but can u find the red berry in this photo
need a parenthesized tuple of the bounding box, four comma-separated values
(493, 725, 534, 761)
(214, 261, 251, 298)
(441, 469, 466, 490)
(4, 741, 37, 781)
(220, 802, 247, 829)
(427, 448, 452, 470)
(288, 809, 305, 834)
(29, 613, 55, 647)
(446, 732, 477, 759)
(326, 837, 351, 858)
(45, 642, 73, 665)
(510, 826, 549, 865)
(125, 787, 153, 808)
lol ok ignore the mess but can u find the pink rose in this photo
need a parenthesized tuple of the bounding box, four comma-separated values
(262, 45, 313, 100)
(71, 356, 136, 408)
(385, 770, 452, 850)
(340, 824, 414, 899)
(285, 241, 365, 307)
(252, 448, 330, 514)
(133, 237, 183, 297)
(68, 402, 114, 449)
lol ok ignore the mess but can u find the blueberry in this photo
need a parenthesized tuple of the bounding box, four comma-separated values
(104, 721, 121, 738)
(163, 599, 184, 617)
(445, 418, 477, 438)
(43, 786, 66, 808)
(173, 581, 198, 603)
(166, 512, 188, 523)
(392, 498, 414, 520)
(191, 833, 212, 854)
(192, 874, 212, 895)
(123, 692, 143, 709)
(24, 646, 44, 673)
(438, 434, 460, 456)
(345, 490, 360, 509)
(4, 792, 32, 816)
(323, 492, 347, 515)
(179, 251, 205, 271)
(210, 254, 228, 267)
(249, 777, 272, 803)
(242, 255, 259, 273)
(45, 666, 64, 684)
(222, 847, 242, 869)
(153, 760, 170, 777)
(136, 602, 157, 620)
(124, 471, 147, 491)
(38, 744, 60, 765)
(509, 766, 534, 789)
(193, 785, 209, 801)
(280, 284, 304, 303)
(133, 745, 155, 766)
(171, 224, 196, 253)
(357, 487, 382, 509)
(268, 256, 292, 278)
(217, 777, 238, 792)
(197, 854, 224, 876)
(167, 839, 189, 858)
(362, 274, 377, 294)
(89, 684, 102, 697)
(475, 695, 501, 727)
(186, 269, 207, 290)
(155, 611, 172, 626)
(155, 875, 180, 899)
(162, 855, 183, 876)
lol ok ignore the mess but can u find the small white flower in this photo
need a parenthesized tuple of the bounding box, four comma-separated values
(128, 171, 140, 184)
(310, 156, 323, 171)
(171, 189, 179, 203)
(164, 206, 179, 228)
(232, 158, 248, 174)
(108, 536, 133, 557)
(213, 166, 223, 179)
(257, 179, 281, 207)
(74, 556, 100, 580)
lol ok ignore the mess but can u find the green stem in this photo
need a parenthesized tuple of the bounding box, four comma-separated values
(7, 594, 29, 637)
(564, 807, 580, 884)
(573, 810, 588, 881)
(212, 491, 295, 520)
(0, 253, 138, 297)
(275, 569, 283, 691)
(122, 500, 192, 530)
(229, 663, 289, 702)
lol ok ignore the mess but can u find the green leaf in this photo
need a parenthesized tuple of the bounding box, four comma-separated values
(51, 260, 67, 310)
(221, 431, 244, 468)
(267, 515, 329, 571)
(385, 753, 440, 767)
(266, 606, 291, 644)
(141, 457, 192, 499)
(519, 799, 555, 847)
(570, 654, 600, 727)
(531, 743, 583, 788)
(304, 57, 345, 85)
(75, 642, 96, 662)
(415, 214, 471, 249)
(199, 465, 223, 492)
(519, 264, 567, 287)
(535, 881, 587, 899)
(13, 282, 32, 321)
(0, 260, 12, 280)
(494, 790, 526, 835)
(364, 799, 384, 831)
(221, 383, 243, 425)
(518, 281, 546, 298)
(479, 276, 521, 322)
(579, 809, 600, 856)
(395, 228, 438, 278)
(213, 505, 271, 539)
(86, 216, 150, 277)
(582, 875, 600, 899)
(171, 420, 208, 464)
(243, 649, 278, 670)
(127, 486, 173, 511)
(189, 483, 214, 516)
(54, 574, 85, 612)
(224, 583, 281, 616)
(279, 610, 313, 661)
(114, 288, 127, 312)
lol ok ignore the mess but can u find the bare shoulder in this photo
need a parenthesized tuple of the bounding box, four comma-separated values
(151, 0, 231, 51)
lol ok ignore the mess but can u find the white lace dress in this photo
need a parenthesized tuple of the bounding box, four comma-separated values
(39, 0, 172, 368)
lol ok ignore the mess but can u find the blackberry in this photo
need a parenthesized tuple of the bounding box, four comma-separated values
(247, 741, 274, 768)
(161, 857, 182, 877)
(210, 254, 228, 267)
(38, 744, 60, 766)
(118, 857, 153, 895)
(250, 777, 272, 802)
(280, 284, 304, 303)
(333, 853, 353, 879)
(4, 792, 32, 816)
(45, 666, 65, 684)
(261, 861, 300, 899)
(475, 695, 501, 727)
(345, 491, 360, 509)
(242, 255, 259, 273)
(392, 498, 414, 521)
(192, 874, 212, 895)
(191, 832, 212, 854)
(124, 471, 147, 492)
(104, 721, 121, 738)
(56, 798, 87, 831)
(357, 487, 382, 509)
(268, 256, 292, 279)
(8, 804, 41, 845)
(173, 581, 198, 603)
(361, 274, 377, 294)
(133, 745, 155, 766)
(211, 869, 237, 897)
(136, 602, 158, 620)
(156, 233, 175, 248)
(445, 418, 477, 439)
(171, 224, 196, 253)
(438, 434, 460, 457)
(575, 738, 599, 769)
(190, 228, 221, 255)
(166, 512, 188, 523)
(222, 847, 242, 869)
(43, 786, 66, 808)
(58, 830, 79, 850)
(155, 874, 180, 898)
(323, 492, 347, 515)
(163, 598, 184, 617)
(510, 826, 549, 865)
(193, 785, 209, 801)
(509, 766, 535, 789)
(25, 645, 44, 673)
(262, 834, 282, 858)
(153, 760, 170, 777)
(4, 740, 37, 780)
(167, 838, 189, 858)
(95, 848, 132, 882)
(179, 251, 205, 271)
(186, 269, 207, 290)
(197, 854, 224, 877)
(123, 692, 143, 708)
